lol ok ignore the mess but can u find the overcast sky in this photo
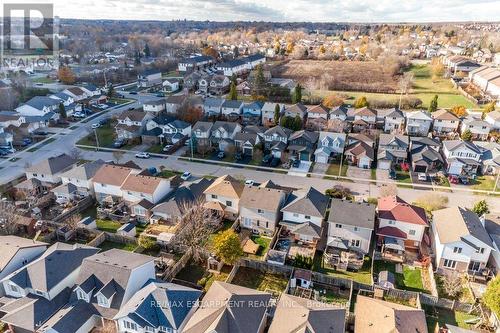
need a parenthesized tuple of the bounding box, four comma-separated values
(4, 0, 500, 22)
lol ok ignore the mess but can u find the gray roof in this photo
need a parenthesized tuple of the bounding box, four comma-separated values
(221, 100, 243, 109)
(25, 96, 60, 110)
(5, 243, 99, 293)
(212, 121, 240, 133)
(483, 213, 500, 248)
(114, 280, 202, 330)
(183, 281, 271, 333)
(264, 125, 293, 138)
(38, 301, 98, 333)
(282, 187, 328, 218)
(328, 199, 376, 229)
(118, 223, 135, 233)
(0, 236, 47, 271)
(234, 132, 258, 145)
(379, 134, 409, 149)
(289, 130, 319, 143)
(288, 221, 322, 238)
(0, 287, 72, 332)
(26, 153, 76, 175)
(378, 108, 404, 119)
(192, 121, 213, 133)
(204, 97, 225, 108)
(443, 140, 482, 154)
(330, 105, 350, 116)
(58, 159, 105, 181)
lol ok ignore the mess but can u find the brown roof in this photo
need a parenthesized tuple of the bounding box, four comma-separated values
(239, 186, 285, 211)
(66, 87, 86, 96)
(432, 109, 460, 121)
(203, 175, 244, 199)
(117, 110, 147, 122)
(92, 165, 134, 186)
(354, 107, 377, 117)
(377, 196, 428, 226)
(355, 295, 427, 333)
(121, 174, 164, 194)
(308, 104, 329, 114)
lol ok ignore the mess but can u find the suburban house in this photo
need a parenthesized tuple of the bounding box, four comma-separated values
(221, 100, 243, 119)
(431, 109, 461, 136)
(203, 175, 244, 220)
(410, 137, 444, 173)
(287, 130, 319, 161)
(50, 92, 78, 116)
(327, 199, 375, 255)
(263, 125, 293, 153)
(461, 116, 491, 141)
(269, 293, 346, 333)
(143, 114, 176, 144)
(165, 95, 187, 114)
(483, 213, 500, 273)
(199, 75, 230, 95)
(281, 187, 328, 232)
(192, 121, 213, 147)
(405, 110, 433, 136)
(162, 78, 180, 92)
(306, 104, 330, 130)
(203, 98, 224, 117)
(234, 131, 261, 157)
(345, 138, 374, 169)
(52, 159, 105, 202)
(484, 110, 500, 130)
(178, 55, 214, 72)
(115, 110, 152, 139)
(354, 295, 427, 333)
(242, 101, 264, 124)
(330, 105, 349, 122)
(239, 185, 287, 235)
(283, 103, 308, 121)
(442, 140, 483, 177)
(16, 96, 61, 117)
(210, 121, 242, 151)
(0, 243, 99, 333)
(261, 102, 284, 127)
(143, 98, 166, 113)
(351, 107, 377, 132)
(161, 119, 191, 144)
(24, 153, 76, 186)
(137, 69, 162, 87)
(378, 108, 405, 134)
(314, 132, 347, 164)
(377, 196, 429, 260)
(377, 134, 409, 170)
(183, 281, 271, 333)
(433, 207, 495, 274)
(113, 281, 202, 333)
(217, 59, 247, 76)
(0, 236, 47, 295)
(62, 87, 89, 102)
(475, 141, 500, 175)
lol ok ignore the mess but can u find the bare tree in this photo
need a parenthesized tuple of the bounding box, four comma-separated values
(63, 213, 82, 231)
(112, 151, 125, 164)
(171, 199, 223, 262)
(441, 272, 463, 299)
(0, 201, 22, 235)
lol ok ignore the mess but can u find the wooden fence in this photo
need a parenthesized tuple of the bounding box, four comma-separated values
(239, 257, 294, 277)
(161, 248, 193, 281)
(87, 231, 106, 247)
(53, 196, 94, 224)
(425, 262, 439, 297)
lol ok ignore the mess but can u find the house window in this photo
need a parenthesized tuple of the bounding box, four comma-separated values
(335, 224, 342, 228)
(76, 289, 87, 301)
(211, 194, 218, 199)
(476, 248, 484, 254)
(293, 213, 299, 217)
(443, 259, 457, 269)
(9, 284, 20, 293)
(453, 247, 462, 254)
(305, 215, 311, 219)
(144, 327, 154, 333)
(409, 230, 416, 236)
(33, 173, 38, 177)
(351, 239, 360, 247)
(354, 227, 359, 232)
(123, 321, 138, 331)
(257, 220, 260, 227)
(258, 209, 264, 214)
(101, 183, 107, 187)
(226, 201, 232, 207)
(388, 220, 395, 225)
(97, 294, 109, 307)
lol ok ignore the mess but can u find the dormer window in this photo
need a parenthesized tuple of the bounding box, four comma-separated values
(97, 294, 110, 307)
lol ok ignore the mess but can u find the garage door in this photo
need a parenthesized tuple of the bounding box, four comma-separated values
(378, 160, 391, 170)
(243, 148, 253, 156)
(316, 155, 328, 164)
(414, 165, 427, 173)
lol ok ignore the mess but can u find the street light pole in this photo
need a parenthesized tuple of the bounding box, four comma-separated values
(493, 170, 499, 193)
(94, 128, 100, 151)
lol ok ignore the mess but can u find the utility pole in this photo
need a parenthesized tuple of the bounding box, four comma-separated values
(493, 171, 499, 193)
(94, 128, 100, 151)
(338, 149, 345, 179)
(190, 137, 194, 160)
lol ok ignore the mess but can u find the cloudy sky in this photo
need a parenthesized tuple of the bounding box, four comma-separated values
(4, 0, 500, 22)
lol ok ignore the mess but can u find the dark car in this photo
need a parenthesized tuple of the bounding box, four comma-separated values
(262, 154, 272, 164)
(292, 159, 301, 168)
(34, 130, 49, 136)
(389, 169, 397, 180)
(235, 152, 243, 161)
(113, 139, 126, 148)
(129, 91, 138, 95)
(0, 149, 9, 156)
(270, 157, 280, 167)
(459, 176, 469, 185)
(156, 92, 165, 97)
(217, 151, 225, 159)
(21, 138, 32, 146)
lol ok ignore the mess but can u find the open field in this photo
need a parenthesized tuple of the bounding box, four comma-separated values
(272, 60, 399, 93)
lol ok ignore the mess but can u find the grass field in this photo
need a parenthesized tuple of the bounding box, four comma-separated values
(373, 261, 427, 293)
(312, 63, 479, 109)
(423, 305, 479, 332)
(77, 123, 116, 147)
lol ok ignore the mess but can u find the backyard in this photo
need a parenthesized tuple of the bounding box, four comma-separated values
(312, 253, 372, 285)
(246, 235, 272, 260)
(98, 240, 137, 252)
(231, 266, 289, 294)
(435, 274, 475, 303)
(96, 219, 122, 233)
(423, 305, 480, 332)
(175, 260, 232, 291)
(373, 260, 428, 293)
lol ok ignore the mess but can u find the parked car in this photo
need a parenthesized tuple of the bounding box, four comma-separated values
(417, 173, 427, 181)
(91, 123, 101, 129)
(235, 152, 243, 161)
(270, 158, 280, 168)
(129, 91, 138, 95)
(217, 151, 225, 159)
(292, 159, 301, 168)
(162, 144, 173, 152)
(113, 139, 126, 148)
(389, 169, 397, 180)
(0, 146, 15, 153)
(262, 154, 272, 164)
(73, 112, 85, 118)
(0, 149, 9, 156)
(448, 175, 459, 184)
(181, 172, 192, 181)
(459, 176, 469, 185)
(21, 138, 32, 146)
(34, 130, 48, 136)
(245, 179, 255, 186)
(135, 152, 150, 159)
(156, 92, 165, 97)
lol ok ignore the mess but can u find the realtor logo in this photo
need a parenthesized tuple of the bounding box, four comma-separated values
(1, 3, 59, 71)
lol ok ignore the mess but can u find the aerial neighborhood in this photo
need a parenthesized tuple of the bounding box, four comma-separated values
(0, 13, 499, 333)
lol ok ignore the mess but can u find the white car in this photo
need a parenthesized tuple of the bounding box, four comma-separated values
(91, 123, 100, 129)
(181, 172, 192, 180)
(73, 112, 85, 118)
(135, 152, 150, 159)
(417, 173, 427, 181)
(162, 145, 173, 152)
(245, 180, 255, 186)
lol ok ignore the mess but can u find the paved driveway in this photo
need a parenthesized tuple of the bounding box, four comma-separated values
(376, 169, 393, 183)
(288, 161, 312, 177)
(311, 163, 328, 178)
(346, 166, 371, 180)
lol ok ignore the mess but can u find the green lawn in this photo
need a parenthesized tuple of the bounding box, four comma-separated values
(96, 219, 122, 233)
(423, 305, 480, 332)
(324, 161, 348, 178)
(247, 235, 272, 260)
(32, 77, 55, 84)
(472, 175, 498, 192)
(373, 261, 427, 293)
(231, 267, 289, 293)
(313, 253, 372, 285)
(98, 240, 137, 252)
(147, 145, 164, 154)
(157, 169, 182, 178)
(175, 261, 232, 291)
(77, 124, 116, 147)
(80, 205, 97, 219)
(396, 170, 413, 188)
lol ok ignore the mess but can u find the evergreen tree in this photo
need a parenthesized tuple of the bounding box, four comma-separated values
(107, 84, 114, 98)
(461, 129, 472, 141)
(273, 104, 280, 125)
(58, 103, 67, 119)
(228, 82, 237, 100)
(293, 115, 303, 130)
(143, 43, 151, 57)
(428, 94, 438, 113)
(292, 84, 302, 104)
